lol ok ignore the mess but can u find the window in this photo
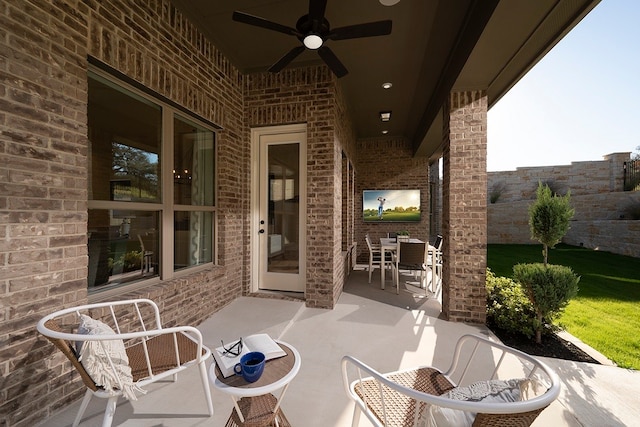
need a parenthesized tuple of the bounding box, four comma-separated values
(87, 70, 216, 293)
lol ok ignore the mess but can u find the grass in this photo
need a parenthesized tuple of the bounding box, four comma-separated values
(487, 244, 640, 370)
(363, 211, 421, 222)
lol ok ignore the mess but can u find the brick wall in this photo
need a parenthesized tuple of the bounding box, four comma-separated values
(354, 136, 431, 262)
(244, 69, 356, 309)
(0, 0, 250, 425)
(442, 91, 488, 324)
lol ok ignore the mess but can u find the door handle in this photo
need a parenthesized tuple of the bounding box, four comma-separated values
(259, 229, 265, 234)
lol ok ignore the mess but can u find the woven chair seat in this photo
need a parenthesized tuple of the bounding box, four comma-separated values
(353, 367, 546, 427)
(354, 367, 455, 426)
(127, 332, 203, 381)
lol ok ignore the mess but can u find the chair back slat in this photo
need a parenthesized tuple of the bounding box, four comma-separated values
(365, 234, 373, 251)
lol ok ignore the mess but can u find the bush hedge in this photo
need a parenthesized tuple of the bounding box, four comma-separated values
(485, 268, 537, 338)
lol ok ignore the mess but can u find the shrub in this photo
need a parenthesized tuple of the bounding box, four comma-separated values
(489, 181, 506, 204)
(109, 250, 143, 273)
(486, 268, 537, 338)
(513, 263, 580, 344)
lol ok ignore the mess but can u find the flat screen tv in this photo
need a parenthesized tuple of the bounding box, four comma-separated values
(363, 189, 421, 222)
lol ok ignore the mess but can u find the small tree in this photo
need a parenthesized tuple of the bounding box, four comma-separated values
(513, 263, 579, 344)
(529, 182, 575, 265)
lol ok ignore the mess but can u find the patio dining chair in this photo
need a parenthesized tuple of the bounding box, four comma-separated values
(137, 233, 154, 275)
(37, 298, 214, 427)
(342, 334, 561, 427)
(392, 241, 428, 295)
(365, 234, 392, 284)
(427, 235, 443, 298)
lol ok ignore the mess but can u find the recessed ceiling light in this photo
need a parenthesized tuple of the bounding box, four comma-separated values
(379, 0, 400, 6)
(382, 82, 392, 89)
(380, 111, 391, 122)
(382, 130, 389, 134)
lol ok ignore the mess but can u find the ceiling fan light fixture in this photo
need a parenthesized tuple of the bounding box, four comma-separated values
(382, 82, 392, 89)
(379, 0, 401, 6)
(303, 34, 323, 50)
(382, 130, 389, 134)
(380, 111, 391, 122)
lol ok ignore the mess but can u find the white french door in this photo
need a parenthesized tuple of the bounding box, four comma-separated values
(251, 125, 306, 293)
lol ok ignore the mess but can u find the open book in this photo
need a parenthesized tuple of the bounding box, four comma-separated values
(212, 333, 287, 378)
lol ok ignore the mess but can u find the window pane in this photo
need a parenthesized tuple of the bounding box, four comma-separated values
(174, 211, 213, 270)
(88, 73, 161, 202)
(174, 116, 215, 206)
(88, 209, 159, 290)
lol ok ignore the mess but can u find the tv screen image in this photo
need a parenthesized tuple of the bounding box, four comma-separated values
(363, 189, 421, 222)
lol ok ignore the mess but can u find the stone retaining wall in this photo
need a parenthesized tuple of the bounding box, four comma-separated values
(488, 152, 630, 202)
(488, 192, 640, 258)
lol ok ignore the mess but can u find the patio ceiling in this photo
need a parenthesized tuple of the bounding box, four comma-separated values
(170, 0, 600, 160)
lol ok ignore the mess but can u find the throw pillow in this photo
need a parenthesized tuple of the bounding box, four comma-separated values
(420, 378, 537, 427)
(77, 314, 145, 400)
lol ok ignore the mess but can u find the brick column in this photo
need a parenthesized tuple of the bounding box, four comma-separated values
(441, 91, 488, 323)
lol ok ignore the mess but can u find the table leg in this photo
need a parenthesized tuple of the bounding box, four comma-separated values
(380, 249, 386, 290)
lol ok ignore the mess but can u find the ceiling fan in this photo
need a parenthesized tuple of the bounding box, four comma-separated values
(232, 0, 392, 78)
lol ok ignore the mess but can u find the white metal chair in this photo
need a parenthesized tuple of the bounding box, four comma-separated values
(37, 299, 214, 427)
(392, 241, 428, 295)
(342, 334, 561, 427)
(365, 234, 392, 284)
(427, 235, 443, 297)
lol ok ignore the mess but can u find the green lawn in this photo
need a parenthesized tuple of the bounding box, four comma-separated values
(487, 244, 640, 370)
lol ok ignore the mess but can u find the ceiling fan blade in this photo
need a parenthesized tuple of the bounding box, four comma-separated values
(308, 0, 328, 21)
(317, 46, 348, 78)
(327, 20, 392, 40)
(268, 46, 306, 73)
(232, 11, 300, 37)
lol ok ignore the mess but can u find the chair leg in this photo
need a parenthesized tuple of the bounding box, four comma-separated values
(199, 360, 215, 416)
(101, 396, 118, 427)
(368, 258, 373, 283)
(394, 265, 399, 294)
(73, 389, 93, 427)
(351, 406, 362, 427)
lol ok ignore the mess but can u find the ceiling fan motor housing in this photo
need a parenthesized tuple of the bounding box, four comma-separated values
(296, 14, 330, 48)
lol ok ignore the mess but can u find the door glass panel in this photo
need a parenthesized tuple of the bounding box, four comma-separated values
(267, 144, 299, 274)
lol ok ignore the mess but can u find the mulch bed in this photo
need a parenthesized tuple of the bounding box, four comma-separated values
(489, 324, 601, 364)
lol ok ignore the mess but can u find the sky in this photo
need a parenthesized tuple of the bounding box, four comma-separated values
(487, 0, 640, 171)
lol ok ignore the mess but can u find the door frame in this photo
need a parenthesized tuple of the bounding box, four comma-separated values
(250, 123, 307, 294)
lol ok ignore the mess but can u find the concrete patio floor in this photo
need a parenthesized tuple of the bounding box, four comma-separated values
(39, 267, 640, 427)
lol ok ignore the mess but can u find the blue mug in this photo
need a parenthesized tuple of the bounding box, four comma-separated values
(234, 351, 265, 383)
